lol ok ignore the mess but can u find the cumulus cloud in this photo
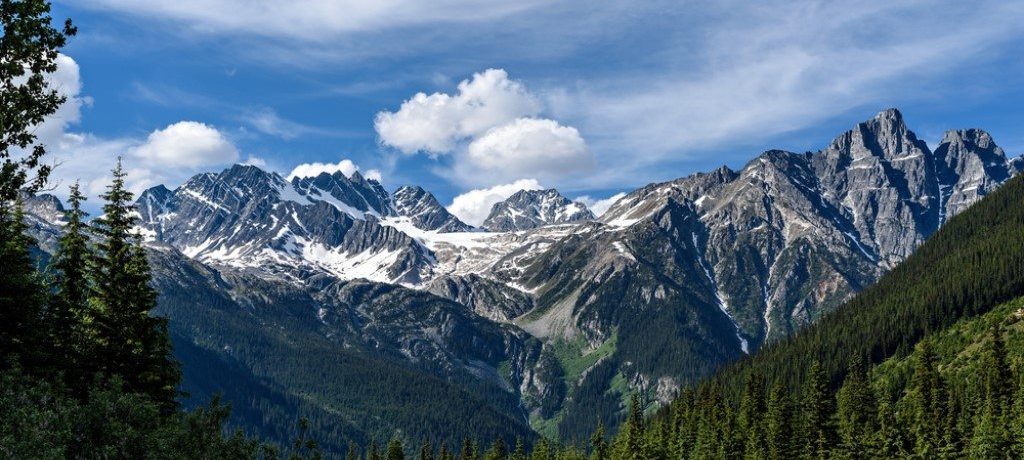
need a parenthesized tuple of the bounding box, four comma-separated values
(375, 68, 541, 155)
(287, 158, 382, 182)
(131, 121, 239, 168)
(463, 118, 592, 182)
(575, 192, 626, 217)
(446, 179, 543, 226)
(377, 69, 595, 186)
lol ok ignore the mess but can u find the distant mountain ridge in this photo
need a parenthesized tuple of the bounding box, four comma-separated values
(22, 108, 1024, 447)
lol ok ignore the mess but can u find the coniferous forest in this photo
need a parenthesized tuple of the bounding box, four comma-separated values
(5, 1, 1024, 459)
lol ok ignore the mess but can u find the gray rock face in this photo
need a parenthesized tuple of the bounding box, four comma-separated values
(22, 192, 66, 224)
(426, 274, 533, 322)
(392, 186, 474, 232)
(933, 129, 1014, 220)
(483, 189, 594, 232)
(593, 109, 1020, 349)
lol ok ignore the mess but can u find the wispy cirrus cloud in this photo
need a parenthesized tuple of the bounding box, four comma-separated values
(62, 0, 1024, 197)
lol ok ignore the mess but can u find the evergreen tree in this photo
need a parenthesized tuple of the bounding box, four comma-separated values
(387, 437, 405, 460)
(368, 440, 381, 460)
(511, 439, 526, 460)
(800, 361, 836, 459)
(739, 372, 768, 459)
(530, 438, 550, 460)
(765, 382, 793, 460)
(908, 339, 946, 457)
(484, 438, 506, 460)
(835, 355, 877, 459)
(970, 325, 1013, 458)
(348, 443, 359, 460)
(47, 182, 92, 388)
(290, 417, 322, 460)
(589, 423, 608, 460)
(623, 394, 645, 460)
(420, 440, 435, 460)
(0, 199, 47, 366)
(461, 438, 475, 460)
(872, 397, 906, 458)
(90, 160, 179, 408)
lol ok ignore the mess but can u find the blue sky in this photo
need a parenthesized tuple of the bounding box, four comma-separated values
(42, 0, 1024, 220)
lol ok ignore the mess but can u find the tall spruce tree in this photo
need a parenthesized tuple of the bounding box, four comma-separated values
(47, 182, 92, 386)
(387, 438, 404, 460)
(765, 382, 793, 460)
(801, 361, 836, 459)
(908, 339, 946, 457)
(623, 394, 645, 460)
(0, 199, 47, 366)
(483, 438, 506, 460)
(589, 423, 608, 460)
(835, 355, 877, 459)
(510, 439, 526, 460)
(738, 372, 768, 459)
(970, 325, 1013, 458)
(90, 159, 178, 408)
(420, 440, 435, 460)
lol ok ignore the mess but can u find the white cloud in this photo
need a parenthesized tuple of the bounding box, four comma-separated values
(575, 192, 626, 217)
(364, 169, 383, 182)
(375, 68, 541, 155)
(446, 179, 543, 226)
(240, 156, 268, 168)
(377, 69, 595, 186)
(32, 54, 88, 152)
(463, 118, 593, 183)
(131, 121, 239, 168)
(81, 1, 542, 42)
(34, 56, 242, 203)
(287, 159, 382, 182)
(287, 159, 358, 179)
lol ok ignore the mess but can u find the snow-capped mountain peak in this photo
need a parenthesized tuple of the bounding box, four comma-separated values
(482, 188, 594, 232)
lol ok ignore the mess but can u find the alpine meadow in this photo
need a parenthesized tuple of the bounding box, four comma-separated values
(3, 0, 1024, 458)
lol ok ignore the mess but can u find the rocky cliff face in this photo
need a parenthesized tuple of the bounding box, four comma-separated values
(482, 189, 594, 232)
(392, 186, 474, 232)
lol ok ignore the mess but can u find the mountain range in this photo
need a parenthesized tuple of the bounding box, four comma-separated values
(22, 108, 1024, 450)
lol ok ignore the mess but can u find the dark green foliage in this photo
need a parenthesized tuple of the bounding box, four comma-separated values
(88, 160, 180, 409)
(387, 438, 405, 460)
(834, 356, 875, 458)
(0, 200, 47, 365)
(765, 382, 793, 460)
(0, 0, 76, 201)
(0, 366, 267, 458)
(47, 182, 92, 386)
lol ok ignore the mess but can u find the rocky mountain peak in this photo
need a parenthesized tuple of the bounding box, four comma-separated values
(482, 188, 594, 232)
(933, 128, 1015, 220)
(22, 193, 66, 224)
(291, 170, 393, 218)
(392, 186, 474, 232)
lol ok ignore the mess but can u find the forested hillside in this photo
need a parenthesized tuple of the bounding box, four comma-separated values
(713, 170, 1024, 394)
(534, 160, 1024, 458)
